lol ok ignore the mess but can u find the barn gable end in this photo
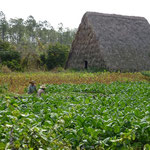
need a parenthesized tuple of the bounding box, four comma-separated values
(66, 12, 150, 72)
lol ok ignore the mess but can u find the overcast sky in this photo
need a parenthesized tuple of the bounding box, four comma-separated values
(1, 0, 150, 29)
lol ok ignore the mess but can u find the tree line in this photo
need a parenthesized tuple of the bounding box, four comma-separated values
(0, 11, 77, 71)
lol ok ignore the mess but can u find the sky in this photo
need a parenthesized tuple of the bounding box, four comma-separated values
(1, 0, 150, 29)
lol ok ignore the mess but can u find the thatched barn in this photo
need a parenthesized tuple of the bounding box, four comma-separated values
(66, 12, 150, 72)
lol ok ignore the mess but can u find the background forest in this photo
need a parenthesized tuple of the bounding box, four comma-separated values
(0, 11, 77, 72)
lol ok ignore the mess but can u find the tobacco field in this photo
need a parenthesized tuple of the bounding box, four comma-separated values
(0, 71, 148, 94)
(0, 82, 150, 149)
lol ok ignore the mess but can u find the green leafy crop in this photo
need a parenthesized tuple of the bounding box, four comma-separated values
(0, 82, 150, 149)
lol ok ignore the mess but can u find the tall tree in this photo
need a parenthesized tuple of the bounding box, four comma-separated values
(25, 15, 37, 44)
(62, 28, 77, 46)
(0, 11, 8, 41)
(0, 12, 77, 70)
(57, 23, 64, 44)
(9, 18, 25, 43)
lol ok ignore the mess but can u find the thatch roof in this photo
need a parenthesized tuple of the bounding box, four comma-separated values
(66, 12, 150, 72)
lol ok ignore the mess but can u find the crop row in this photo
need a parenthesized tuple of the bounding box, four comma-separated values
(0, 82, 150, 149)
(0, 71, 148, 94)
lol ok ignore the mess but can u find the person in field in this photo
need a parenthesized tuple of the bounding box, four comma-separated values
(28, 80, 37, 94)
(37, 85, 46, 97)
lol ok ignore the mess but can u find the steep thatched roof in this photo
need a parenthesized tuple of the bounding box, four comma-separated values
(66, 12, 150, 72)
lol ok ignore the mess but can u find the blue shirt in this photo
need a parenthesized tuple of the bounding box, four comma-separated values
(28, 85, 37, 94)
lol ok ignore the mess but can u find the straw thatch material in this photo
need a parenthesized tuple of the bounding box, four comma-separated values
(66, 12, 150, 72)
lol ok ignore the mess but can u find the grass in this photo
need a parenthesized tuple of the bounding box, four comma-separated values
(0, 71, 149, 94)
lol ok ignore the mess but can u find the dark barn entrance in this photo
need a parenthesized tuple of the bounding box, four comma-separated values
(85, 61, 88, 69)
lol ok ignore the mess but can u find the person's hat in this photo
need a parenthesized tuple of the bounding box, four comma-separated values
(29, 80, 35, 84)
(40, 85, 46, 89)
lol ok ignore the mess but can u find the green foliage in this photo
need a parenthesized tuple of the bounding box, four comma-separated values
(141, 71, 150, 77)
(0, 11, 76, 46)
(0, 82, 150, 149)
(0, 84, 8, 93)
(0, 40, 14, 51)
(0, 50, 21, 62)
(3, 60, 22, 71)
(0, 11, 8, 41)
(0, 40, 22, 71)
(41, 43, 69, 70)
(84, 67, 108, 73)
(0, 11, 77, 71)
(40, 53, 46, 66)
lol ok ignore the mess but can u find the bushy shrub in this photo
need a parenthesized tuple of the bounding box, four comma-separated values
(0, 40, 13, 51)
(0, 50, 21, 62)
(2, 60, 22, 71)
(0, 40, 22, 71)
(40, 43, 69, 70)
